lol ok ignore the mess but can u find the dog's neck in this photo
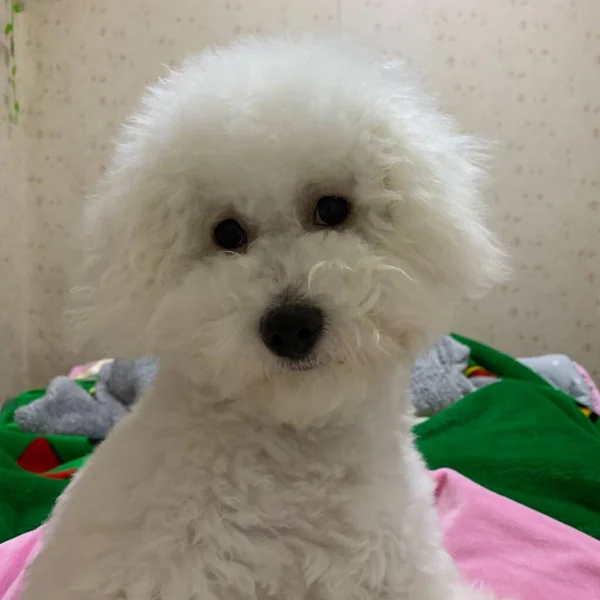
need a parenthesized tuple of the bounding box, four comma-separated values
(138, 366, 413, 474)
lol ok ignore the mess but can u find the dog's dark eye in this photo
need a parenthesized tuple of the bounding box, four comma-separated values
(314, 196, 350, 227)
(213, 219, 247, 250)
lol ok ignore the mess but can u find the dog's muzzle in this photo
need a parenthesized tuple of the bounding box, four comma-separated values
(260, 303, 324, 360)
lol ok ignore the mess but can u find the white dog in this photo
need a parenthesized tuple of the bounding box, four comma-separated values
(21, 37, 506, 600)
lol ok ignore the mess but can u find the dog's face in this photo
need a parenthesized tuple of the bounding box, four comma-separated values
(73, 38, 503, 427)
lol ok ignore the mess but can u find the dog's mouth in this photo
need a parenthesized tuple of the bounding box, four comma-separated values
(286, 357, 324, 372)
(284, 357, 348, 373)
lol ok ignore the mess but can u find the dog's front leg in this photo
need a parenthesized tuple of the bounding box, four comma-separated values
(18, 409, 211, 600)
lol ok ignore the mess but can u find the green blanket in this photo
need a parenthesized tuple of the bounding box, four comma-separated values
(416, 336, 600, 540)
(0, 388, 94, 543)
(1, 337, 599, 544)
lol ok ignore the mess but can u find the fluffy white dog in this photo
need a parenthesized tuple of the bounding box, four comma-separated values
(21, 37, 506, 600)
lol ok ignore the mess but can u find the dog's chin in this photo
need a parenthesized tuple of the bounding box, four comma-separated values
(235, 354, 400, 430)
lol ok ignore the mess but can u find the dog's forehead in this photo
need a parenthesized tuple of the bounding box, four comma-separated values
(191, 125, 363, 225)
(151, 43, 399, 223)
(178, 89, 379, 220)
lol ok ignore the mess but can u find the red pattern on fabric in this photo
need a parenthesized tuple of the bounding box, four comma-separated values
(16, 438, 62, 474)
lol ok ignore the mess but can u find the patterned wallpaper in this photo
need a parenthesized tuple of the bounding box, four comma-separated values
(0, 0, 27, 397)
(0, 0, 599, 398)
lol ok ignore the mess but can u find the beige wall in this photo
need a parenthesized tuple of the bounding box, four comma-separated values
(1, 0, 599, 398)
(0, 1, 27, 397)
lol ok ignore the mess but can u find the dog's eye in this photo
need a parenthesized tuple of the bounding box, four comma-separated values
(314, 196, 350, 227)
(213, 219, 248, 251)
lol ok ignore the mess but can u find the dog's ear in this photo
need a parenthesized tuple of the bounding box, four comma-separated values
(67, 147, 187, 360)
(372, 58, 508, 302)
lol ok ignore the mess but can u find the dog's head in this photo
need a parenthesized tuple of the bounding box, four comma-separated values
(72, 37, 504, 427)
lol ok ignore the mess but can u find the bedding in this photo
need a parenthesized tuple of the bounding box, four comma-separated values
(0, 389, 94, 543)
(416, 337, 600, 540)
(433, 468, 600, 600)
(0, 335, 599, 599)
(3, 469, 600, 600)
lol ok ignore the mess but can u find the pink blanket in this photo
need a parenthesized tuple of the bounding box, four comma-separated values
(0, 528, 41, 600)
(575, 362, 600, 415)
(2, 469, 600, 599)
(434, 468, 600, 599)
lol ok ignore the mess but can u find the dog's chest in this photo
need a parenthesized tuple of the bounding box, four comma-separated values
(187, 451, 393, 600)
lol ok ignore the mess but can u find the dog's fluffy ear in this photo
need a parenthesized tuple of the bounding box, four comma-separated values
(66, 140, 189, 360)
(372, 57, 507, 302)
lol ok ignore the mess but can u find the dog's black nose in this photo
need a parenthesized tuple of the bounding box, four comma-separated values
(260, 304, 324, 360)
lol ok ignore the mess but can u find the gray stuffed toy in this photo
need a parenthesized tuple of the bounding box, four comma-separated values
(15, 358, 159, 439)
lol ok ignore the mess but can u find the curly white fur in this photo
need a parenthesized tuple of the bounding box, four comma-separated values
(21, 36, 507, 600)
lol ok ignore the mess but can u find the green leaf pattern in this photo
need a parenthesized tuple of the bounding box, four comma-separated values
(4, 1, 23, 124)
